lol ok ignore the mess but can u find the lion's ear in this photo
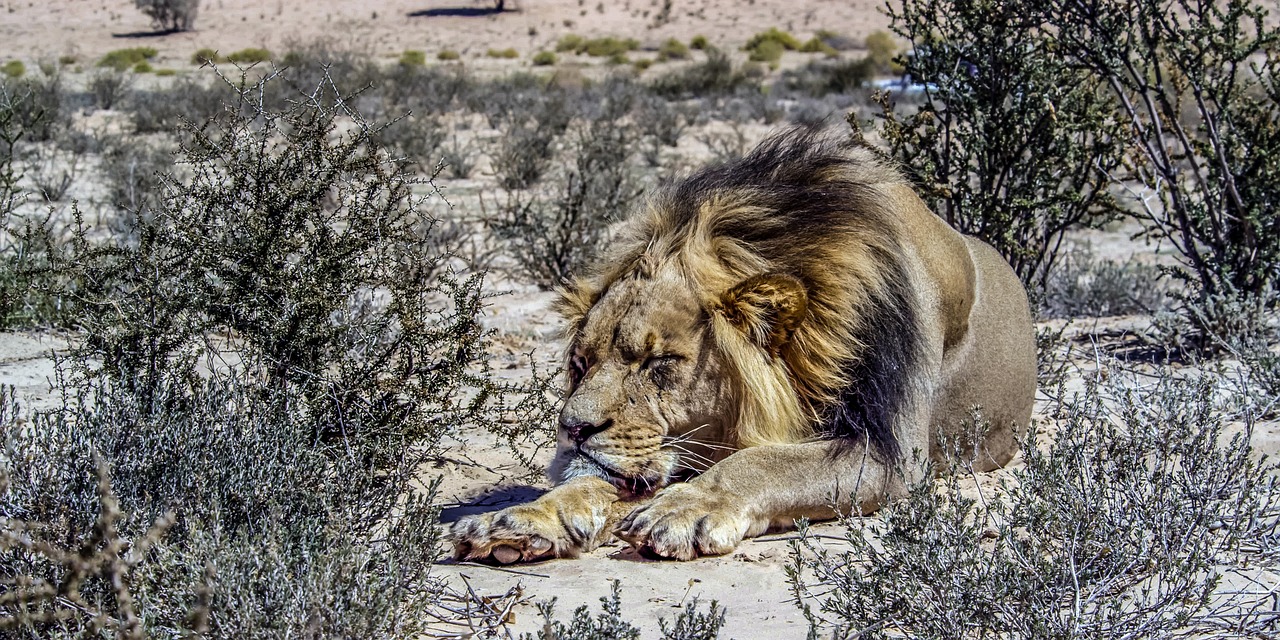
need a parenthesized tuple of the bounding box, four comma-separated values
(715, 273, 808, 355)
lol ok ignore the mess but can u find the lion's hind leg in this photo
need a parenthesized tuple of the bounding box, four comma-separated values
(450, 476, 622, 564)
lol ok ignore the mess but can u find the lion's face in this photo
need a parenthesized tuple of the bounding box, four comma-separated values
(550, 268, 737, 497)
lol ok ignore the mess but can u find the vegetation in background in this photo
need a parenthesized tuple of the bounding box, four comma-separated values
(134, 0, 199, 33)
(1045, 0, 1280, 347)
(223, 48, 271, 64)
(1, 61, 23, 79)
(880, 0, 1125, 293)
(533, 51, 558, 66)
(398, 49, 427, 67)
(98, 47, 158, 72)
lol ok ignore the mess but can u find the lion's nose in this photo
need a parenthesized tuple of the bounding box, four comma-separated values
(560, 416, 609, 445)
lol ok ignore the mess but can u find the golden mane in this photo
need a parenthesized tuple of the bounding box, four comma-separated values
(556, 127, 921, 456)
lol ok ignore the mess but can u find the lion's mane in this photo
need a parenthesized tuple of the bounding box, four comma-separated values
(557, 127, 924, 460)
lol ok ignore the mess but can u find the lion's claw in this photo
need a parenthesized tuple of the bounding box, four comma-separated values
(450, 508, 567, 564)
(615, 483, 752, 560)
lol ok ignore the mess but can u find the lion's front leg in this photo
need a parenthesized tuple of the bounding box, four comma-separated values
(615, 440, 909, 560)
(451, 476, 626, 563)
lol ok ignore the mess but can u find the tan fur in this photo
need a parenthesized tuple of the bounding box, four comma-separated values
(452, 128, 1036, 563)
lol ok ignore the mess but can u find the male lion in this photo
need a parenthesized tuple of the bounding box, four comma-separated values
(452, 126, 1035, 563)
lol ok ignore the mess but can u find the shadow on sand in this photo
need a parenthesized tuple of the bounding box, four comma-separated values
(438, 485, 547, 524)
(407, 7, 511, 18)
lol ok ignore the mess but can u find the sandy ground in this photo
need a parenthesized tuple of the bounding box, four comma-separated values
(0, 0, 889, 68)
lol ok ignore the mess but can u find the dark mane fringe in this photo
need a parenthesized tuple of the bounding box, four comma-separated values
(653, 125, 923, 461)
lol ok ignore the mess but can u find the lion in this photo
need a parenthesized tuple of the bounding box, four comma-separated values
(452, 125, 1036, 563)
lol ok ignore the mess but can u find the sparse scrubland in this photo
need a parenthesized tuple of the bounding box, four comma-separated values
(0, 0, 1278, 636)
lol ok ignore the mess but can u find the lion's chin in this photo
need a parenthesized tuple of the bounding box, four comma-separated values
(552, 449, 668, 498)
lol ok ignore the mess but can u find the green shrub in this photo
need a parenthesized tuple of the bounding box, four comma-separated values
(487, 47, 519, 59)
(57, 54, 78, 65)
(224, 47, 271, 64)
(556, 33, 586, 52)
(98, 47, 158, 71)
(1047, 0, 1280, 345)
(864, 29, 899, 71)
(154, 67, 176, 76)
(798, 36, 837, 55)
(747, 39, 784, 64)
(132, 61, 153, 73)
(191, 47, 219, 64)
(633, 58, 653, 71)
(880, 0, 1125, 291)
(399, 49, 426, 66)
(532, 50, 557, 66)
(690, 34, 710, 50)
(790, 369, 1279, 638)
(579, 37, 639, 57)
(606, 52, 630, 65)
(658, 37, 689, 61)
(744, 27, 801, 52)
(1, 60, 23, 78)
(437, 49, 460, 61)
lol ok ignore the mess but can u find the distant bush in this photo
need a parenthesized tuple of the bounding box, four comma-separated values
(632, 58, 653, 72)
(778, 57, 874, 95)
(154, 67, 176, 76)
(864, 29, 899, 72)
(437, 49, 461, 61)
(651, 47, 753, 97)
(1, 69, 69, 142)
(135, 0, 199, 32)
(747, 39, 784, 64)
(570, 37, 639, 57)
(57, 54, 78, 66)
(690, 34, 710, 50)
(798, 37, 837, 55)
(1, 61, 23, 78)
(399, 49, 426, 66)
(658, 38, 689, 61)
(532, 50, 557, 66)
(224, 47, 271, 64)
(132, 61, 153, 73)
(1039, 248, 1170, 319)
(487, 47, 519, 59)
(489, 85, 642, 288)
(744, 27, 801, 52)
(556, 34, 586, 52)
(191, 47, 219, 64)
(124, 76, 224, 133)
(97, 132, 173, 221)
(98, 47, 157, 71)
(814, 29, 858, 51)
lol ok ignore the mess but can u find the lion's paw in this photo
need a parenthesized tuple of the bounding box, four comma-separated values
(451, 500, 604, 564)
(614, 483, 753, 560)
